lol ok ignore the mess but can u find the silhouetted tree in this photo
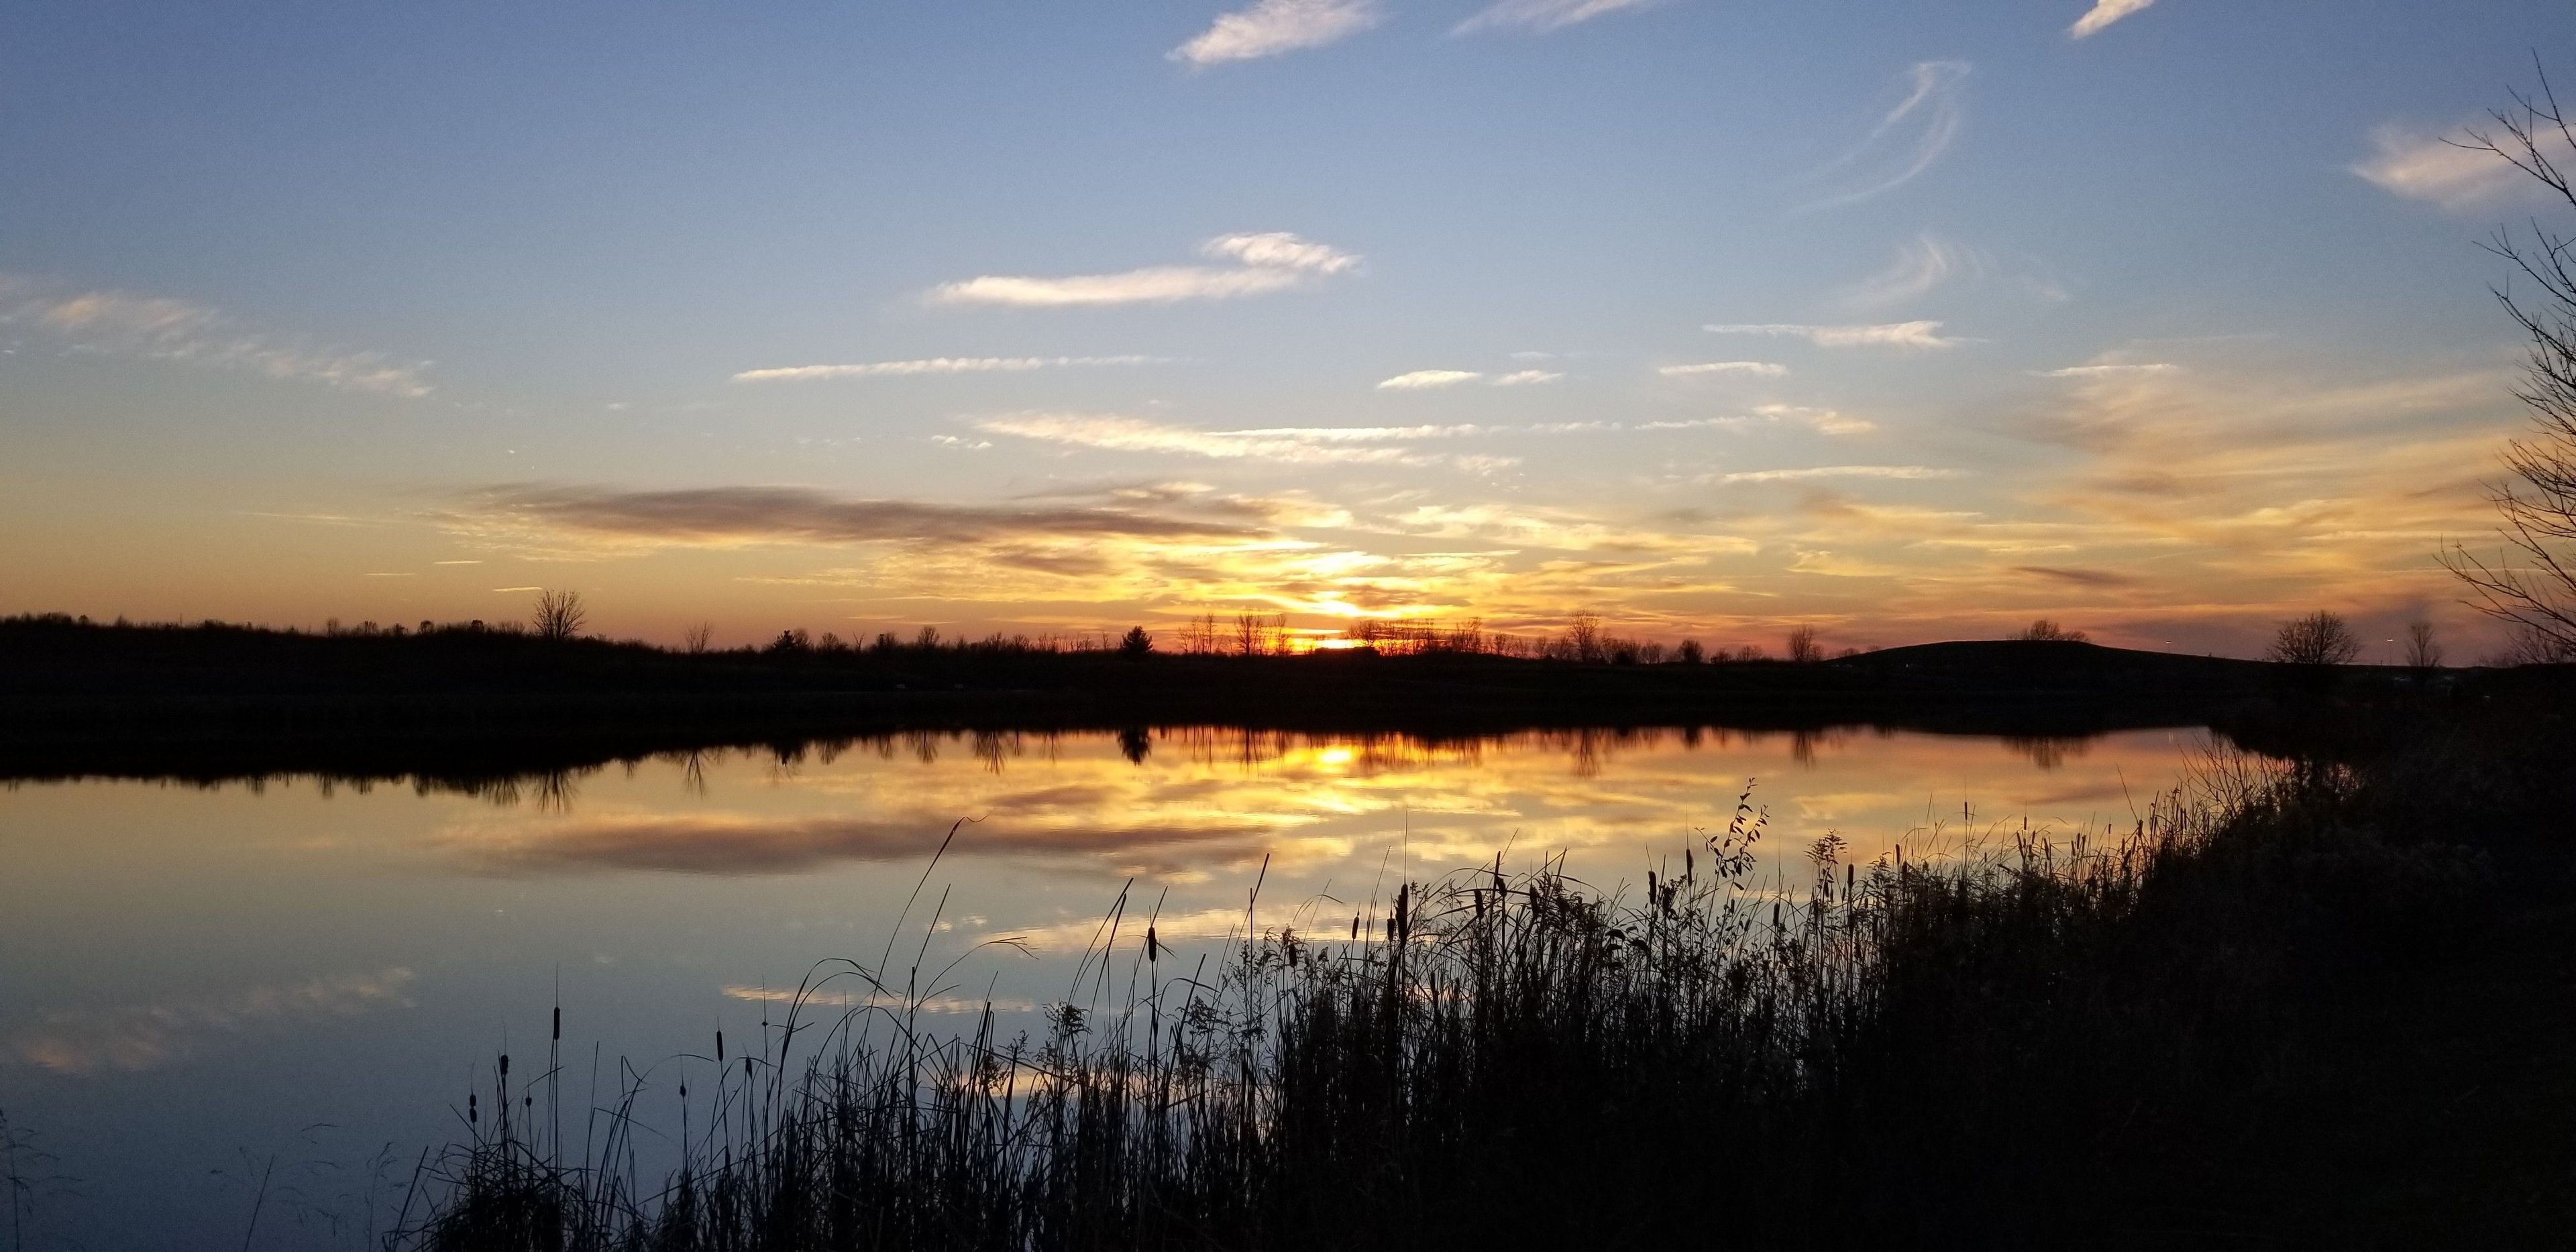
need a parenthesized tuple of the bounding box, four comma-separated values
(2268, 611, 2361, 667)
(2443, 66, 2576, 654)
(1119, 626, 1155, 658)
(2404, 619, 2444, 673)
(1784, 625, 1823, 663)
(531, 589, 587, 641)
(2015, 619, 2088, 642)
(682, 622, 714, 655)
(1562, 611, 1603, 663)
(1674, 638, 1705, 664)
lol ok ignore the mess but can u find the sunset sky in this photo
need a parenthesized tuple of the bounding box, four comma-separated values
(4, 0, 2570, 657)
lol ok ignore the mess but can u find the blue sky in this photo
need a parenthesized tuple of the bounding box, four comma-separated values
(3, 0, 2571, 656)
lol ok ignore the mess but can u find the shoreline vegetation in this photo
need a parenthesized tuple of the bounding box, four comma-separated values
(0, 611, 2512, 789)
(395, 693, 2575, 1249)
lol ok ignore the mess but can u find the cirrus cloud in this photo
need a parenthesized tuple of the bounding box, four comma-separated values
(928, 233, 1360, 308)
(2, 278, 433, 396)
(2351, 123, 2545, 211)
(1704, 321, 1965, 349)
(2068, 0, 2154, 38)
(1378, 369, 1485, 390)
(732, 355, 1163, 384)
(1660, 360, 1789, 378)
(1171, 0, 1381, 68)
(1714, 464, 1960, 485)
(1454, 0, 1656, 36)
(1804, 61, 1970, 209)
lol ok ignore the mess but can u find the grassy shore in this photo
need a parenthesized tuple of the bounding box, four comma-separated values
(397, 693, 2575, 1249)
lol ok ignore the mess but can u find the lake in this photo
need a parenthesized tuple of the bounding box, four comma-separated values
(0, 722, 2224, 1247)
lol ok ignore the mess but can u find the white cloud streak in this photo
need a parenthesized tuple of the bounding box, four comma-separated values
(1805, 61, 1970, 209)
(1492, 369, 1563, 385)
(1171, 0, 1381, 67)
(1378, 369, 1485, 390)
(733, 355, 1162, 383)
(1715, 464, 1960, 484)
(928, 233, 1360, 308)
(980, 412, 1621, 468)
(2037, 362, 2178, 378)
(1454, 0, 1655, 36)
(2351, 124, 2537, 211)
(1643, 405, 1872, 437)
(1704, 320, 1964, 349)
(2068, 0, 2154, 38)
(981, 412, 1471, 465)
(3, 280, 432, 396)
(1660, 360, 1789, 378)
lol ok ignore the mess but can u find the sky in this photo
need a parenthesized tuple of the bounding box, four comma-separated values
(3, 0, 2571, 659)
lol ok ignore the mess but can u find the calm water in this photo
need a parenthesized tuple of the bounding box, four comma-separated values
(1, 724, 2220, 1247)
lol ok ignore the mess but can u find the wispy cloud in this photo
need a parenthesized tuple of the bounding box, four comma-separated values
(1804, 61, 1970, 209)
(2351, 123, 2538, 211)
(1376, 367, 1564, 390)
(2036, 361, 2178, 378)
(733, 355, 1163, 384)
(1715, 464, 1958, 484)
(1660, 360, 1788, 378)
(1841, 233, 1978, 310)
(1, 279, 433, 396)
(449, 483, 1262, 553)
(979, 412, 1613, 468)
(2068, 0, 2154, 38)
(928, 234, 1360, 308)
(983, 412, 1468, 465)
(1453, 0, 1655, 36)
(1640, 404, 1870, 436)
(1171, 0, 1381, 67)
(1378, 369, 1485, 390)
(1705, 321, 1964, 349)
(1731, 403, 1876, 437)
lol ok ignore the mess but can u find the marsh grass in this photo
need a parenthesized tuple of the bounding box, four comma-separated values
(398, 754, 2509, 1249)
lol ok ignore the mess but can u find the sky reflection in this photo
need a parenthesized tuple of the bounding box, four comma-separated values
(0, 722, 2217, 1246)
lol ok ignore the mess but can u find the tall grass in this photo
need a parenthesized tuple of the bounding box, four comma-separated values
(399, 754, 2493, 1248)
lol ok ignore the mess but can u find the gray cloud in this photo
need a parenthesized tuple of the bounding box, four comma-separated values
(2011, 565, 2139, 588)
(456, 484, 1263, 549)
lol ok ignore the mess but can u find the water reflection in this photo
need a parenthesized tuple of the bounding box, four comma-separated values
(0, 722, 2226, 1248)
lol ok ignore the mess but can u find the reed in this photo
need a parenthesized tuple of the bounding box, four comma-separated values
(390, 744, 2522, 1249)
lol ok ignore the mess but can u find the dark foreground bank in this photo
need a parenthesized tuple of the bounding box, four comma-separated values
(0, 614, 2461, 786)
(398, 691, 2575, 1250)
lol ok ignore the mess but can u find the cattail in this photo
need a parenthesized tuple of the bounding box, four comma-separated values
(552, 1007, 561, 1041)
(716, 1031, 724, 1064)
(468, 1092, 478, 1125)
(1350, 915, 1360, 940)
(1146, 925, 1159, 962)
(499, 1053, 510, 1078)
